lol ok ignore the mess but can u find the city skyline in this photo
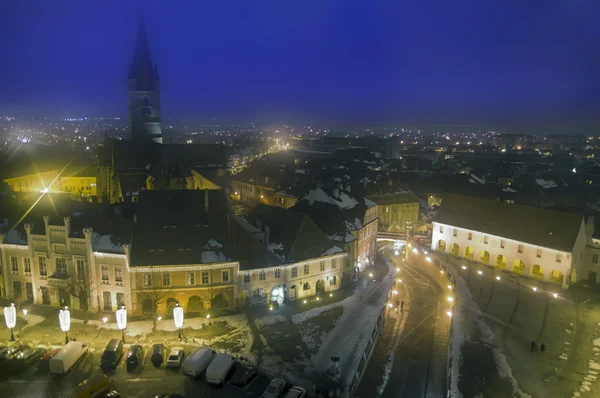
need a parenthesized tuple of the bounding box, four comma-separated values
(0, 0, 599, 130)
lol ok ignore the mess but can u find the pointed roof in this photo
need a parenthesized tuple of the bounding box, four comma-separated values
(128, 16, 158, 90)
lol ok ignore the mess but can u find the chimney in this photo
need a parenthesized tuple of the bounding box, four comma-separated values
(264, 225, 270, 246)
(204, 188, 209, 213)
(345, 184, 351, 192)
(333, 187, 339, 198)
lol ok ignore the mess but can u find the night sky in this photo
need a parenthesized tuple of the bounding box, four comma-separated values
(0, 0, 599, 128)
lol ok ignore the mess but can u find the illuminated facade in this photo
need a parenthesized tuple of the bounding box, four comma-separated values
(367, 192, 419, 233)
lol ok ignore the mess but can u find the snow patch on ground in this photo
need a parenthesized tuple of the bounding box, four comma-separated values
(255, 315, 287, 328)
(291, 302, 343, 324)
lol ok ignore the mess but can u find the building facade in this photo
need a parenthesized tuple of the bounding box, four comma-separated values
(432, 194, 587, 288)
(366, 192, 419, 233)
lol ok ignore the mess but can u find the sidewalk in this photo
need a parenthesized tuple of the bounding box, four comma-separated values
(432, 250, 600, 398)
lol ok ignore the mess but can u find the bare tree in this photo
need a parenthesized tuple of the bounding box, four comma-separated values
(140, 290, 168, 331)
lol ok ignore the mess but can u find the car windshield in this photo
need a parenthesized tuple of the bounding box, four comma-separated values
(168, 355, 179, 360)
(267, 385, 277, 393)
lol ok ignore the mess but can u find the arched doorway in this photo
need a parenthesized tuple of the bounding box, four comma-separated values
(42, 288, 51, 305)
(187, 295, 203, 312)
(316, 279, 325, 295)
(270, 286, 284, 304)
(532, 265, 544, 280)
(437, 240, 446, 252)
(495, 255, 506, 269)
(166, 297, 177, 313)
(512, 260, 525, 275)
(289, 285, 297, 300)
(479, 251, 490, 265)
(551, 270, 564, 284)
(451, 243, 460, 256)
(142, 299, 153, 314)
(464, 246, 474, 260)
(211, 293, 229, 309)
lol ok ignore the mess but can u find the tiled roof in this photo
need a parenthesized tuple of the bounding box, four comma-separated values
(434, 194, 584, 252)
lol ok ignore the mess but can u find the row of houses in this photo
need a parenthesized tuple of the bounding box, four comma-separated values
(0, 186, 379, 316)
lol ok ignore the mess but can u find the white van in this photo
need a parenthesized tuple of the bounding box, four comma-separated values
(49, 341, 88, 374)
(183, 347, 215, 378)
(205, 353, 233, 385)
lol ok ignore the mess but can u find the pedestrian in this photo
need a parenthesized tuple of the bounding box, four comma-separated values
(530, 340, 536, 353)
(400, 300, 404, 311)
(540, 343, 546, 354)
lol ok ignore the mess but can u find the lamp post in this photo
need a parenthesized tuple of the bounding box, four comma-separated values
(116, 304, 127, 343)
(4, 303, 16, 342)
(173, 301, 184, 341)
(206, 314, 211, 325)
(59, 306, 70, 345)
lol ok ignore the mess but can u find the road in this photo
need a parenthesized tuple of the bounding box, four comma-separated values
(355, 245, 450, 398)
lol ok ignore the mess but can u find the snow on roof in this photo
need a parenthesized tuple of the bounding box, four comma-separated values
(203, 239, 223, 249)
(333, 192, 359, 209)
(364, 197, 377, 208)
(302, 188, 337, 206)
(201, 251, 228, 263)
(5, 229, 27, 245)
(92, 232, 125, 254)
(469, 174, 486, 184)
(503, 187, 517, 192)
(535, 178, 558, 189)
(322, 246, 344, 256)
(267, 242, 285, 259)
(353, 217, 363, 229)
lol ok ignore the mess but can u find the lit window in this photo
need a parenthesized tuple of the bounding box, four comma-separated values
(303, 282, 310, 291)
(320, 261, 325, 272)
(143, 274, 152, 287)
(332, 258, 337, 269)
(222, 270, 230, 282)
(56, 258, 67, 276)
(468, 232, 472, 240)
(439, 225, 443, 233)
(556, 253, 562, 263)
(243, 274, 250, 283)
(500, 240, 506, 249)
(24, 258, 31, 274)
(187, 272, 195, 286)
(453, 229, 457, 237)
(292, 267, 298, 278)
(77, 260, 85, 280)
(10, 256, 18, 275)
(259, 271, 266, 281)
(304, 264, 309, 275)
(163, 272, 171, 286)
(483, 236, 489, 244)
(101, 264, 109, 281)
(202, 271, 209, 284)
(536, 249, 542, 258)
(518, 244, 524, 253)
(274, 269, 281, 278)
(39, 256, 47, 276)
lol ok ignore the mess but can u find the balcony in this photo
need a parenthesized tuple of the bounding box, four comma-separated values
(47, 272, 72, 288)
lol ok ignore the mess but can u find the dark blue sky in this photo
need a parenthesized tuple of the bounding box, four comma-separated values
(0, 0, 599, 128)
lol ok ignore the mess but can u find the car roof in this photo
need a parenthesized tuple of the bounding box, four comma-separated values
(271, 378, 286, 385)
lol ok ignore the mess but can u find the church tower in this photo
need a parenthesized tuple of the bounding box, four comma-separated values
(128, 18, 162, 144)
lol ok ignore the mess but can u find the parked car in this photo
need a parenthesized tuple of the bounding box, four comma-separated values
(100, 339, 124, 370)
(126, 345, 144, 372)
(71, 374, 111, 398)
(205, 353, 234, 385)
(261, 378, 286, 398)
(49, 341, 88, 375)
(166, 347, 184, 368)
(14, 348, 47, 368)
(37, 348, 60, 372)
(183, 347, 215, 378)
(230, 365, 257, 386)
(150, 344, 165, 366)
(284, 386, 307, 398)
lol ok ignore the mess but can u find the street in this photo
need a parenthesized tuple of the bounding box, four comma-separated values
(355, 245, 450, 398)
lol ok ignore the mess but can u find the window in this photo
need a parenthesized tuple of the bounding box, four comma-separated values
(593, 254, 599, 264)
(222, 270, 230, 283)
(115, 266, 123, 283)
(556, 253, 562, 263)
(303, 282, 310, 291)
(187, 272, 195, 286)
(320, 261, 325, 272)
(468, 232, 472, 240)
(116, 293, 124, 307)
(517, 244, 524, 253)
(259, 271, 266, 281)
(103, 291, 112, 311)
(453, 229, 458, 237)
(292, 267, 298, 278)
(143, 273, 152, 287)
(439, 225, 443, 233)
(163, 272, 171, 286)
(39, 256, 47, 276)
(24, 258, 31, 274)
(332, 258, 337, 269)
(56, 258, 67, 276)
(536, 249, 542, 258)
(10, 256, 18, 275)
(243, 274, 250, 283)
(274, 269, 281, 278)
(76, 259, 85, 280)
(483, 236, 489, 244)
(101, 264, 109, 281)
(202, 271, 209, 284)
(500, 240, 506, 249)
(304, 264, 309, 275)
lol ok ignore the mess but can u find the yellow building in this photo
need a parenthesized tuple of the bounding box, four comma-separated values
(367, 192, 420, 233)
(4, 170, 60, 193)
(4, 166, 97, 200)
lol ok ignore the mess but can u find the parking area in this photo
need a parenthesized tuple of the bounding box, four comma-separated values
(0, 343, 303, 397)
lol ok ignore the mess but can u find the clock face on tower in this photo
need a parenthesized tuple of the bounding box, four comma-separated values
(140, 106, 152, 118)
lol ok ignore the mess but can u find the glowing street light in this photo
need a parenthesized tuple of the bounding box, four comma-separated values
(532, 287, 538, 292)
(329, 293, 333, 297)
(369, 273, 373, 278)
(394, 250, 399, 256)
(396, 267, 400, 272)
(412, 248, 418, 254)
(461, 266, 467, 270)
(398, 279, 403, 283)
(173, 301, 184, 340)
(446, 311, 452, 317)
(387, 303, 393, 308)
(553, 293, 558, 299)
(59, 306, 70, 345)
(447, 285, 452, 290)
(447, 296, 455, 303)
(22, 309, 28, 316)
(426, 256, 432, 262)
(4, 303, 16, 342)
(206, 313, 211, 325)
(393, 290, 398, 295)
(496, 276, 501, 281)
(116, 304, 127, 343)
(477, 270, 483, 275)
(102, 317, 108, 324)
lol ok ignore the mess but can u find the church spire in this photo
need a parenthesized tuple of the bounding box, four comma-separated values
(128, 15, 158, 90)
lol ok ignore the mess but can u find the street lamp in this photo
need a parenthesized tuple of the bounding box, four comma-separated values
(22, 309, 28, 316)
(59, 306, 70, 345)
(206, 314, 211, 325)
(4, 303, 16, 342)
(116, 304, 127, 343)
(173, 301, 184, 341)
